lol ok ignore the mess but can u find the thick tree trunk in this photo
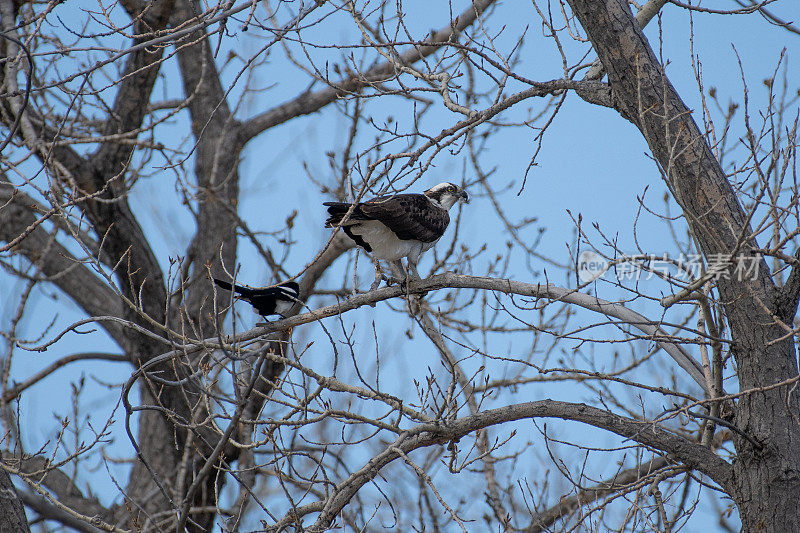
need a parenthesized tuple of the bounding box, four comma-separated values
(566, 0, 800, 530)
(0, 458, 29, 533)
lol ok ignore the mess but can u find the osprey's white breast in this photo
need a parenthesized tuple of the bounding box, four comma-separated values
(348, 220, 437, 261)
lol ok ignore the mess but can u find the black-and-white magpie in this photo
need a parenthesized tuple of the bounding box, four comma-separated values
(213, 278, 300, 318)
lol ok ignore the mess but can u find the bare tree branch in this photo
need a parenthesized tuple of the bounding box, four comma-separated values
(4, 455, 112, 526)
(221, 273, 709, 393)
(271, 400, 731, 531)
(0, 176, 128, 348)
(524, 456, 673, 532)
(238, 0, 499, 143)
(18, 492, 103, 533)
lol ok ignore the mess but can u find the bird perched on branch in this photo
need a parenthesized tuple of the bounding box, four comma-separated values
(213, 278, 300, 319)
(324, 182, 469, 290)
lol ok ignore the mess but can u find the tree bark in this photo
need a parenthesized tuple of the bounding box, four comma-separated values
(566, 0, 800, 530)
(0, 458, 29, 533)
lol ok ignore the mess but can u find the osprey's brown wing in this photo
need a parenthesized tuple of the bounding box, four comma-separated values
(358, 193, 449, 243)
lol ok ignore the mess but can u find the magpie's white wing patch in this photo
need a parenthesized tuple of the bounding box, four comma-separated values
(214, 279, 300, 317)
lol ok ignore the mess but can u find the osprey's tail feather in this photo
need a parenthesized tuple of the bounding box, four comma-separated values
(323, 202, 368, 227)
(322, 202, 373, 252)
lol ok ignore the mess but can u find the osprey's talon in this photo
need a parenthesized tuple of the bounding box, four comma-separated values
(380, 275, 398, 286)
(410, 283, 430, 298)
(400, 276, 428, 297)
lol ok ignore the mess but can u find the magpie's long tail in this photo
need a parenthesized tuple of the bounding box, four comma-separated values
(213, 278, 253, 296)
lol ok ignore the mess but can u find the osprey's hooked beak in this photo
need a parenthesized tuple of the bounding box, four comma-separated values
(460, 189, 470, 203)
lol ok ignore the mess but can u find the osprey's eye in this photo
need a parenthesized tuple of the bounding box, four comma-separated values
(448, 185, 456, 192)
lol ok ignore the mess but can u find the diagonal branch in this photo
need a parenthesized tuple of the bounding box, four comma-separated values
(269, 400, 732, 532)
(564, 4, 800, 526)
(18, 492, 100, 533)
(0, 177, 128, 349)
(582, 0, 668, 81)
(4, 454, 112, 525)
(238, 0, 499, 144)
(524, 455, 672, 532)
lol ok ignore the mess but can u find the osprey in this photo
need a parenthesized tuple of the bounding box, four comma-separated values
(324, 182, 469, 290)
(213, 278, 300, 318)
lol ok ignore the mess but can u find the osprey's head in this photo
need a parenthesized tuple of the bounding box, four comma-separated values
(424, 182, 469, 210)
